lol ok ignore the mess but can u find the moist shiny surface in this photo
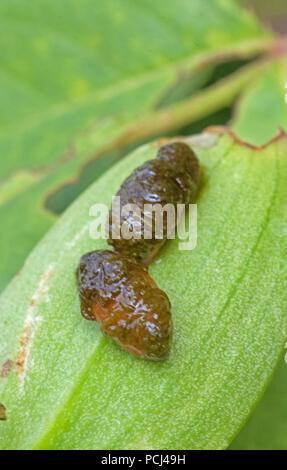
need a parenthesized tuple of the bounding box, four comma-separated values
(77, 142, 199, 360)
(77, 250, 173, 360)
(108, 142, 200, 261)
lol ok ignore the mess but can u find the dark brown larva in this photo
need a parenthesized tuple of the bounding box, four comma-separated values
(77, 142, 200, 360)
(77, 250, 172, 360)
(108, 142, 200, 262)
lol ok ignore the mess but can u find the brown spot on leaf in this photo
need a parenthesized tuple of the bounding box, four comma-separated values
(0, 359, 14, 378)
(0, 403, 6, 421)
(16, 323, 34, 375)
(16, 264, 54, 380)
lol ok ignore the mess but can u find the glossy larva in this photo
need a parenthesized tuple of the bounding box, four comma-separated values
(77, 142, 200, 360)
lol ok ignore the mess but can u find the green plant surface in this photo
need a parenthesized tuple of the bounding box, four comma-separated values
(0, 128, 287, 449)
(0, 0, 271, 291)
(232, 59, 287, 145)
(227, 59, 287, 450)
(230, 356, 287, 450)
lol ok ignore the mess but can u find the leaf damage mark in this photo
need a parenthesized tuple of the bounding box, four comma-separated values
(16, 264, 54, 386)
(0, 359, 14, 378)
(205, 125, 287, 150)
(150, 133, 219, 150)
(0, 403, 6, 421)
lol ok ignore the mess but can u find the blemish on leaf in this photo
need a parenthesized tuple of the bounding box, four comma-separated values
(187, 132, 219, 149)
(0, 404, 6, 421)
(150, 137, 174, 148)
(16, 264, 54, 385)
(206, 125, 287, 150)
(0, 359, 14, 378)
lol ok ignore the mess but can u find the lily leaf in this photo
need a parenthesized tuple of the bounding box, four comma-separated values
(232, 59, 287, 145)
(0, 128, 287, 449)
(228, 59, 287, 450)
(0, 0, 271, 290)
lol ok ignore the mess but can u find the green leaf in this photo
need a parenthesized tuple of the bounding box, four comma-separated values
(230, 356, 287, 450)
(232, 59, 287, 145)
(227, 58, 287, 450)
(1, 128, 287, 449)
(0, 0, 271, 290)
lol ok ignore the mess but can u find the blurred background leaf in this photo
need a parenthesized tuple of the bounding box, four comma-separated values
(232, 60, 287, 143)
(241, 0, 287, 34)
(0, 0, 270, 290)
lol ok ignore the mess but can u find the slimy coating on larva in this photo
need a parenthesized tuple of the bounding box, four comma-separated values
(77, 142, 200, 360)
(77, 250, 172, 360)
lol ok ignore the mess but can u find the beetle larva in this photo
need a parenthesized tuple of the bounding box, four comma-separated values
(77, 250, 172, 360)
(107, 142, 200, 262)
(77, 142, 199, 360)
